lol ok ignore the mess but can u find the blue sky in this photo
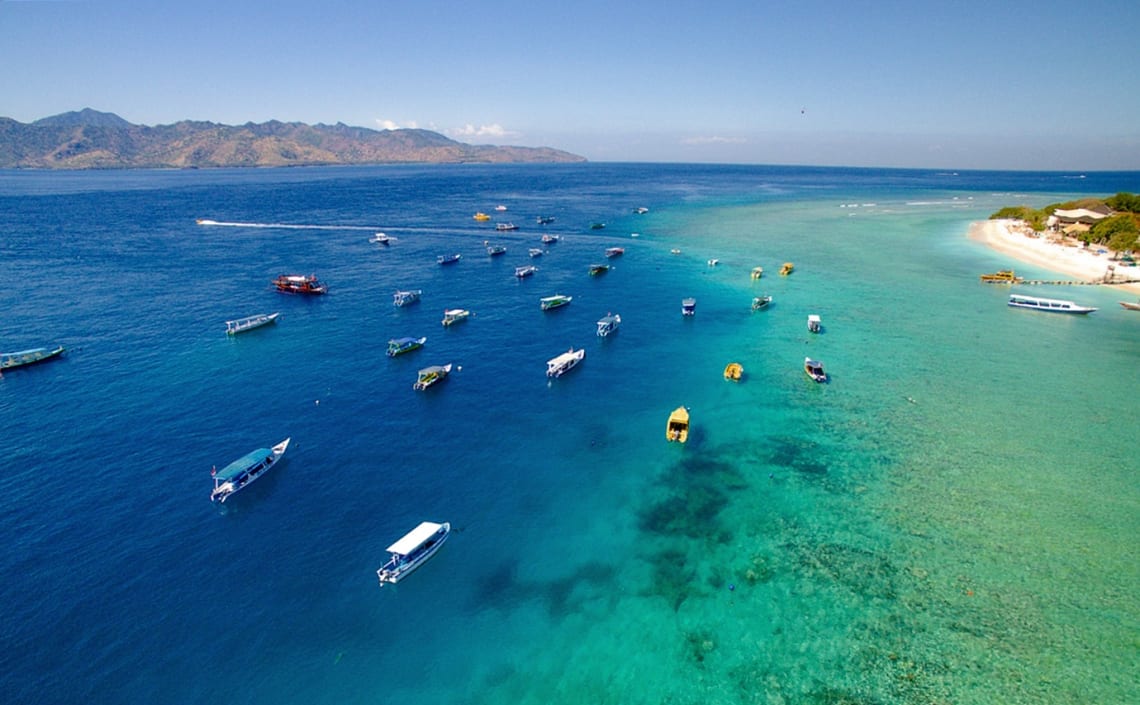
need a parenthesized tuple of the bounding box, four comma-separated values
(2, 0, 1139, 169)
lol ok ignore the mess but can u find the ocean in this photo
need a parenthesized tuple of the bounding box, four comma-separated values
(1, 164, 1137, 705)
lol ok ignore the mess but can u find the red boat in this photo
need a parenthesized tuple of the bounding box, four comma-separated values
(273, 274, 327, 295)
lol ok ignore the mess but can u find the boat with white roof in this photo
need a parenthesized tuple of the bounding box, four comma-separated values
(393, 289, 422, 307)
(441, 309, 470, 326)
(546, 348, 585, 377)
(413, 364, 453, 390)
(377, 521, 451, 584)
(596, 313, 621, 337)
(1007, 294, 1096, 314)
(540, 294, 572, 311)
(225, 312, 279, 335)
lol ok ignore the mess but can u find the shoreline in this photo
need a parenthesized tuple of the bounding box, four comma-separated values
(968, 219, 1140, 296)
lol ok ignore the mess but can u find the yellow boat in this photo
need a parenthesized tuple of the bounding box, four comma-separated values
(723, 362, 743, 381)
(779, 262, 794, 275)
(473, 212, 491, 221)
(980, 269, 1022, 283)
(666, 406, 690, 443)
(751, 266, 764, 280)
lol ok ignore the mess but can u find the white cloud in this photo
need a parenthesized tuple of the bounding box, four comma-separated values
(680, 135, 748, 145)
(375, 119, 418, 130)
(447, 123, 516, 139)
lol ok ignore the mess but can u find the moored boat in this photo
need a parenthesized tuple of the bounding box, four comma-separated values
(1007, 294, 1096, 314)
(225, 312, 279, 335)
(274, 274, 326, 294)
(541, 294, 572, 310)
(751, 266, 764, 280)
(413, 364, 453, 390)
(485, 241, 507, 255)
(473, 212, 491, 221)
(752, 296, 772, 311)
(980, 269, 1022, 283)
(387, 336, 426, 356)
(441, 309, 470, 326)
(370, 232, 391, 245)
(495, 204, 508, 212)
(588, 263, 610, 276)
(542, 234, 561, 244)
(377, 521, 451, 584)
(495, 223, 518, 232)
(707, 258, 719, 267)
(437, 253, 462, 265)
(724, 362, 743, 381)
(528, 248, 544, 258)
(1120, 301, 1140, 311)
(605, 247, 625, 258)
(210, 438, 290, 503)
(393, 289, 422, 307)
(666, 406, 689, 443)
(780, 262, 794, 275)
(1, 345, 65, 371)
(681, 298, 696, 316)
(804, 357, 827, 383)
(515, 265, 537, 278)
(536, 216, 556, 225)
(634, 206, 649, 214)
(596, 313, 621, 337)
(807, 314, 821, 333)
(546, 348, 585, 377)
(590, 222, 606, 230)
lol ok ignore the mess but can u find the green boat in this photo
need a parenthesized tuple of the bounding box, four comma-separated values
(387, 336, 426, 357)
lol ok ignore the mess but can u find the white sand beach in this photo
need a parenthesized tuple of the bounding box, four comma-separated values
(969, 219, 1140, 296)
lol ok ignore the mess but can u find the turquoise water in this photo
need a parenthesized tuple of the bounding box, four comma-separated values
(1, 165, 1136, 704)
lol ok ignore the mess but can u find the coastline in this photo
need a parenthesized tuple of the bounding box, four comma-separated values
(968, 218, 1140, 296)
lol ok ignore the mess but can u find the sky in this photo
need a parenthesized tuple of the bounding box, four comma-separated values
(2, 0, 1139, 170)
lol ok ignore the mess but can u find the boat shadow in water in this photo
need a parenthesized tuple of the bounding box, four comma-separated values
(469, 558, 618, 618)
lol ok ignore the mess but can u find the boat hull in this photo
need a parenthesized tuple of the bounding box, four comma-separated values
(1, 345, 65, 370)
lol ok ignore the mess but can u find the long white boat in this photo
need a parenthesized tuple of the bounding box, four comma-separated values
(1, 345, 65, 370)
(377, 521, 451, 584)
(546, 348, 585, 377)
(1007, 294, 1096, 314)
(393, 289, 422, 307)
(210, 438, 290, 503)
(596, 313, 621, 337)
(225, 312, 279, 335)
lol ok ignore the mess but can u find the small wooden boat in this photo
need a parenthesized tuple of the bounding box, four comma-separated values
(666, 406, 689, 443)
(377, 521, 451, 584)
(596, 313, 621, 337)
(273, 274, 326, 294)
(370, 232, 391, 245)
(387, 336, 426, 357)
(473, 212, 491, 221)
(546, 348, 585, 378)
(980, 269, 1022, 283)
(751, 266, 764, 280)
(393, 289, 422, 307)
(1, 345, 65, 371)
(413, 364, 453, 390)
(724, 362, 743, 381)
(804, 357, 827, 383)
(210, 438, 290, 503)
(541, 294, 572, 311)
(437, 253, 462, 265)
(752, 296, 772, 312)
(441, 309, 470, 326)
(515, 265, 537, 278)
(225, 312, 279, 335)
(588, 263, 610, 276)
(605, 247, 625, 258)
(681, 298, 696, 316)
(807, 314, 821, 333)
(780, 262, 794, 276)
(1120, 301, 1140, 311)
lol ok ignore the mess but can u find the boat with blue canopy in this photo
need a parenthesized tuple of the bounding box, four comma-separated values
(210, 438, 290, 503)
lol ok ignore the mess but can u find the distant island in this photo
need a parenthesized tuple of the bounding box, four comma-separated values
(0, 108, 586, 169)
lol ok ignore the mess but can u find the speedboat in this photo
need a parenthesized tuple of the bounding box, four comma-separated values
(437, 253, 461, 265)
(393, 289, 422, 307)
(370, 232, 391, 245)
(387, 336, 426, 357)
(413, 364, 453, 390)
(605, 247, 625, 258)
(1007, 294, 1096, 314)
(528, 248, 544, 258)
(515, 265, 537, 278)
(707, 258, 719, 267)
(804, 357, 827, 383)
(540, 294, 572, 311)
(807, 314, 821, 333)
(724, 362, 743, 381)
(473, 212, 491, 221)
(596, 313, 621, 337)
(546, 348, 585, 378)
(751, 296, 772, 312)
(494, 204, 508, 212)
(681, 298, 696, 316)
(588, 263, 610, 276)
(225, 312, 279, 335)
(210, 438, 290, 503)
(1, 345, 65, 370)
(634, 207, 649, 214)
(273, 274, 326, 294)
(666, 406, 689, 443)
(377, 521, 451, 584)
(441, 309, 470, 326)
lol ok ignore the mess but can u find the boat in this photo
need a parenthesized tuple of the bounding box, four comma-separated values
(495, 223, 518, 232)
(437, 253, 461, 265)
(528, 248, 544, 258)
(540, 294, 572, 311)
(590, 222, 606, 230)
(393, 289, 422, 307)
(486, 244, 507, 256)
(542, 234, 561, 244)
(634, 207, 649, 214)
(494, 205, 508, 212)
(370, 232, 391, 245)
(666, 406, 689, 443)
(980, 269, 1022, 283)
(780, 262, 795, 276)
(536, 216, 556, 225)
(596, 313, 621, 337)
(441, 309, 470, 326)
(707, 258, 719, 267)
(1007, 294, 1097, 314)
(273, 274, 326, 295)
(671, 248, 682, 255)
(681, 298, 696, 316)
(377, 521, 451, 584)
(605, 247, 625, 258)
(588, 263, 610, 276)
(413, 363, 453, 390)
(225, 312, 279, 335)
(1, 345, 65, 371)
(751, 266, 764, 280)
(473, 212, 491, 221)
(546, 348, 585, 378)
(807, 314, 821, 333)
(724, 362, 743, 381)
(209, 438, 290, 503)
(804, 357, 827, 383)
(387, 336, 426, 356)
(751, 296, 772, 312)
(1120, 301, 1140, 311)
(515, 265, 537, 278)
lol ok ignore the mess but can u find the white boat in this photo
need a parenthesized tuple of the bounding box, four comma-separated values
(634, 206, 649, 214)
(494, 204, 508, 212)
(804, 358, 827, 383)
(1007, 294, 1097, 314)
(393, 289, 422, 307)
(370, 232, 391, 245)
(413, 363, 453, 390)
(596, 313, 621, 337)
(377, 521, 451, 584)
(0, 345, 65, 370)
(751, 296, 772, 312)
(494, 223, 517, 232)
(707, 258, 719, 267)
(807, 314, 821, 333)
(441, 309, 470, 326)
(605, 247, 625, 258)
(528, 248, 544, 258)
(515, 265, 537, 278)
(547, 348, 585, 377)
(210, 438, 290, 503)
(671, 248, 682, 255)
(225, 312, 279, 335)
(541, 294, 572, 311)
(542, 234, 561, 244)
(681, 298, 696, 316)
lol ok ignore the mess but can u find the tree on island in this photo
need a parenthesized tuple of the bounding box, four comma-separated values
(990, 192, 1139, 255)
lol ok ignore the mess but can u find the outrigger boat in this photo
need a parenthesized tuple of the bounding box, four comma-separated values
(441, 309, 470, 326)
(1008, 294, 1096, 314)
(209, 438, 290, 503)
(413, 364, 453, 390)
(724, 362, 743, 381)
(804, 357, 827, 383)
(387, 336, 426, 357)
(752, 296, 772, 311)
(546, 348, 585, 378)
(515, 265, 537, 278)
(681, 298, 696, 316)
(1, 345, 65, 371)
(588, 263, 610, 276)
(370, 232, 391, 245)
(807, 314, 821, 333)
(225, 312, 279, 335)
(273, 274, 326, 295)
(605, 247, 625, 258)
(393, 289, 422, 307)
(485, 242, 507, 256)
(596, 313, 621, 337)
(377, 521, 451, 584)
(666, 406, 690, 443)
(540, 294, 572, 311)
(528, 248, 544, 258)
(437, 253, 462, 265)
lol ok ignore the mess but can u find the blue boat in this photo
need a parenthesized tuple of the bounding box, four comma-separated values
(210, 438, 290, 503)
(1, 345, 65, 371)
(387, 336, 426, 357)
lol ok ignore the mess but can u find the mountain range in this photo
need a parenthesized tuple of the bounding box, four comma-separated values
(0, 109, 586, 169)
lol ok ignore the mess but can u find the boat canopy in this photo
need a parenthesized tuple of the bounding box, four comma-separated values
(215, 448, 272, 481)
(391, 337, 419, 345)
(418, 365, 449, 376)
(387, 521, 445, 556)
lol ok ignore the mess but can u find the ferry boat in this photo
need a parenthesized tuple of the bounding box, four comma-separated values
(751, 266, 764, 280)
(605, 247, 625, 258)
(540, 294, 572, 311)
(807, 314, 822, 333)
(387, 336, 426, 357)
(681, 298, 696, 316)
(393, 289, 422, 307)
(413, 364, 453, 390)
(724, 362, 743, 381)
(804, 357, 827, 383)
(666, 406, 690, 443)
(225, 312, 279, 335)
(751, 296, 772, 312)
(780, 262, 795, 276)
(536, 216, 556, 225)
(596, 313, 621, 337)
(377, 521, 451, 584)
(528, 248, 544, 258)
(515, 265, 537, 278)
(542, 234, 561, 244)
(273, 274, 326, 295)
(437, 253, 461, 265)
(473, 212, 491, 221)
(441, 309, 470, 326)
(980, 269, 1022, 283)
(370, 232, 391, 245)
(588, 263, 610, 276)
(495, 223, 518, 232)
(1, 345, 65, 371)
(1007, 294, 1096, 314)
(209, 437, 290, 503)
(546, 348, 585, 378)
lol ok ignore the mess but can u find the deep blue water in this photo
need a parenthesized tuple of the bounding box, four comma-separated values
(2, 163, 1137, 705)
